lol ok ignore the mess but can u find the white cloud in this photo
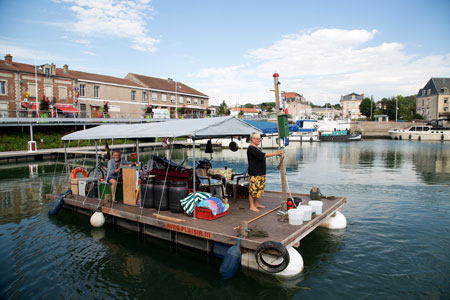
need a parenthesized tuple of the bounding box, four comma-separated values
(191, 28, 450, 105)
(55, 0, 159, 52)
(75, 39, 91, 45)
(82, 50, 96, 56)
(0, 39, 68, 62)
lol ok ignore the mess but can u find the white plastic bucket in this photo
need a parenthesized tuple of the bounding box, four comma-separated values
(288, 209, 304, 225)
(297, 206, 312, 221)
(308, 200, 323, 215)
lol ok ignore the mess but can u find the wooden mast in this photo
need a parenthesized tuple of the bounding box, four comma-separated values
(273, 73, 288, 211)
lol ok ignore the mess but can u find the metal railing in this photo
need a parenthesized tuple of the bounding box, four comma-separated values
(0, 109, 218, 125)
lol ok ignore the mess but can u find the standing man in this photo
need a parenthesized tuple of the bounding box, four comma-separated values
(247, 132, 283, 212)
(106, 150, 132, 203)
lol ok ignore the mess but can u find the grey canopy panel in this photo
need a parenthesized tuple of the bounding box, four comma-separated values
(62, 117, 262, 141)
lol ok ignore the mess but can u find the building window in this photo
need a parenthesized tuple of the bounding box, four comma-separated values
(45, 68, 50, 78)
(187, 97, 191, 104)
(58, 86, 67, 100)
(131, 90, 136, 101)
(194, 98, 198, 105)
(0, 81, 6, 95)
(170, 95, 176, 103)
(142, 91, 147, 103)
(152, 92, 157, 101)
(80, 84, 85, 97)
(444, 98, 448, 104)
(162, 94, 167, 102)
(179, 96, 183, 104)
(422, 100, 424, 106)
(94, 86, 99, 98)
(444, 107, 449, 112)
(200, 99, 205, 105)
(28, 83, 36, 98)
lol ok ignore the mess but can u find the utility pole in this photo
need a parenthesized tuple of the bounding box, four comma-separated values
(273, 73, 288, 211)
(395, 96, 398, 122)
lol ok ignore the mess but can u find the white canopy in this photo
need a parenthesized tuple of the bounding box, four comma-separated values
(62, 116, 262, 141)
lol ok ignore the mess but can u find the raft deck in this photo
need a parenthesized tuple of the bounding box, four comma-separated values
(46, 191, 346, 252)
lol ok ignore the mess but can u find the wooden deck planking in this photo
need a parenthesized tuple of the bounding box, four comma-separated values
(47, 191, 346, 251)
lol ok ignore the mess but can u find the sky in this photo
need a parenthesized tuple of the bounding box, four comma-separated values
(1, 0, 450, 106)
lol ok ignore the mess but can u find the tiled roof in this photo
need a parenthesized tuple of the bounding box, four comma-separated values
(418, 78, 450, 96)
(0, 59, 76, 79)
(68, 70, 144, 87)
(127, 73, 208, 97)
(341, 93, 363, 101)
(281, 92, 300, 98)
(231, 107, 259, 113)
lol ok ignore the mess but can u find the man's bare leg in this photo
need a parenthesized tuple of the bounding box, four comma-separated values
(110, 179, 117, 202)
(249, 195, 259, 212)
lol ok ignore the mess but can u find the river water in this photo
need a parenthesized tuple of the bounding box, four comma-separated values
(0, 140, 449, 299)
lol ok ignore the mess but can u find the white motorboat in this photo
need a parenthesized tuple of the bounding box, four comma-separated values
(388, 124, 450, 141)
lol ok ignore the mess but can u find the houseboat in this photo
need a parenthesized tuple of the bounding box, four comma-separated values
(46, 117, 347, 278)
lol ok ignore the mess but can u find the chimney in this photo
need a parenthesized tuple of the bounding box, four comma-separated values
(361, 93, 365, 98)
(63, 64, 69, 74)
(5, 54, 12, 65)
(51, 63, 56, 76)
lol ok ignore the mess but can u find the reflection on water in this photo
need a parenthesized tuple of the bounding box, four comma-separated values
(0, 140, 450, 299)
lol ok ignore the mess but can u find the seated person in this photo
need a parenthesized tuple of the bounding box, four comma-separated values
(106, 150, 133, 203)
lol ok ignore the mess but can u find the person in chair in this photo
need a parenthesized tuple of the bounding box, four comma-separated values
(106, 150, 132, 203)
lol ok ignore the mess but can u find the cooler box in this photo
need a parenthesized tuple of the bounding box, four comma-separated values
(78, 178, 97, 196)
(99, 182, 123, 201)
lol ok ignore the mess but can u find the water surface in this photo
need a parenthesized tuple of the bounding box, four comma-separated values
(0, 140, 449, 299)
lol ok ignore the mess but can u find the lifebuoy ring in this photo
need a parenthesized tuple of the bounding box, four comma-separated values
(255, 241, 290, 273)
(130, 153, 137, 159)
(71, 167, 88, 179)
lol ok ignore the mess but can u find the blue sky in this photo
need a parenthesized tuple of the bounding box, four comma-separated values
(1, 0, 449, 106)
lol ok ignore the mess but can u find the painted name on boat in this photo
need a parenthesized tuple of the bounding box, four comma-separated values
(165, 223, 212, 239)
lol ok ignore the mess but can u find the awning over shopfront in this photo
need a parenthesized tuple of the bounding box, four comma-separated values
(55, 104, 80, 113)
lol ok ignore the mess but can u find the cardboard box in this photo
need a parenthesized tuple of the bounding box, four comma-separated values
(71, 178, 79, 195)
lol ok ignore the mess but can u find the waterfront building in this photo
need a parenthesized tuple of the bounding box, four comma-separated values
(0, 54, 209, 119)
(0, 54, 76, 117)
(230, 107, 259, 117)
(281, 92, 312, 120)
(312, 107, 343, 120)
(340, 93, 364, 120)
(125, 73, 209, 118)
(416, 78, 450, 120)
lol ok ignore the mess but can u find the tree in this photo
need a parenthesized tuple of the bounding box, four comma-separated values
(218, 100, 228, 115)
(359, 97, 374, 119)
(243, 103, 254, 108)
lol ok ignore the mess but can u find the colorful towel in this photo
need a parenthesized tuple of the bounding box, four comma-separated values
(207, 196, 225, 214)
(180, 192, 212, 216)
(197, 199, 218, 216)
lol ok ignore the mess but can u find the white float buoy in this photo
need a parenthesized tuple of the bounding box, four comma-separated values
(90, 208, 105, 228)
(319, 211, 347, 229)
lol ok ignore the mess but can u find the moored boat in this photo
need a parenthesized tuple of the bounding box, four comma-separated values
(388, 122, 450, 141)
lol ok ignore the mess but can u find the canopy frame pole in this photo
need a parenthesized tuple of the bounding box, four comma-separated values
(64, 141, 68, 179)
(192, 137, 196, 219)
(136, 139, 141, 207)
(273, 73, 288, 211)
(95, 140, 100, 199)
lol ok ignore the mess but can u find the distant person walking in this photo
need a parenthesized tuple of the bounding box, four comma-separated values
(247, 132, 283, 212)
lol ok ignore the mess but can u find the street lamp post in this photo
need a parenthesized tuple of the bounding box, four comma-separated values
(395, 97, 398, 122)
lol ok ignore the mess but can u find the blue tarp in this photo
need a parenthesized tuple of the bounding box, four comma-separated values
(244, 120, 317, 134)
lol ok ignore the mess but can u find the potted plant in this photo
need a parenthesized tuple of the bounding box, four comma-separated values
(102, 101, 109, 118)
(39, 95, 50, 118)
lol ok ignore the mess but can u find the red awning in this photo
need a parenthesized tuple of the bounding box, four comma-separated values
(55, 105, 80, 113)
(21, 102, 37, 110)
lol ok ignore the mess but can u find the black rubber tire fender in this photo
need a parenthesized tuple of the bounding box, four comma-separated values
(255, 241, 290, 273)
